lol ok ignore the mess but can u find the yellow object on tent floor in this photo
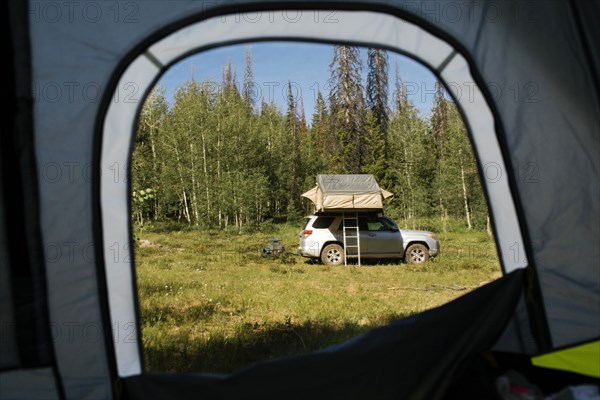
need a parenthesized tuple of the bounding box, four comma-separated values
(531, 340, 600, 378)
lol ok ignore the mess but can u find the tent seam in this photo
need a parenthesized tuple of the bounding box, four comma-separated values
(436, 49, 456, 74)
(144, 50, 164, 70)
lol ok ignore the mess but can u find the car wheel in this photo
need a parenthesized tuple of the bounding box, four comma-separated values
(406, 244, 429, 264)
(321, 244, 344, 266)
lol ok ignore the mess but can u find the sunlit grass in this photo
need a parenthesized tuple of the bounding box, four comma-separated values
(135, 223, 501, 373)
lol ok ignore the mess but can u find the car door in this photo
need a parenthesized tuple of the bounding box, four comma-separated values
(362, 216, 403, 257)
(356, 216, 372, 256)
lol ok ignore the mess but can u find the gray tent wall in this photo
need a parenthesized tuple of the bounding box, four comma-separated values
(2, 1, 598, 399)
(1, 1, 64, 399)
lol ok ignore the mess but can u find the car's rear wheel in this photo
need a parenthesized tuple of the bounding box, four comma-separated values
(405, 244, 429, 264)
(321, 243, 344, 266)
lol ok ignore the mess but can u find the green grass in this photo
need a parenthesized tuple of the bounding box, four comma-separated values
(135, 223, 501, 373)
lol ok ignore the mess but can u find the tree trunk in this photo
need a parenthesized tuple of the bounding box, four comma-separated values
(403, 144, 414, 221)
(148, 124, 159, 220)
(200, 131, 211, 224)
(439, 197, 447, 233)
(174, 147, 191, 224)
(217, 121, 222, 228)
(181, 190, 191, 224)
(460, 150, 472, 230)
(190, 142, 199, 225)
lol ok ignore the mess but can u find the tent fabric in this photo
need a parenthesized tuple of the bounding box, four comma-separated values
(301, 174, 393, 210)
(2, 0, 55, 373)
(0, 368, 61, 400)
(2, 0, 599, 398)
(531, 340, 600, 379)
(315, 174, 383, 194)
(0, 141, 18, 370)
(123, 269, 526, 400)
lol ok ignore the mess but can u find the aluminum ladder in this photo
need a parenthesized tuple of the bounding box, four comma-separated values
(342, 213, 361, 266)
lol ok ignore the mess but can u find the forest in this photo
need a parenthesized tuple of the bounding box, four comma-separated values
(132, 45, 489, 232)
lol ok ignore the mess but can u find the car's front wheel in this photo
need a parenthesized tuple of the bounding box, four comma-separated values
(321, 243, 344, 266)
(405, 244, 429, 264)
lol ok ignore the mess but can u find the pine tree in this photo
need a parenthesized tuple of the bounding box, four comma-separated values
(243, 46, 255, 106)
(365, 48, 391, 186)
(431, 79, 448, 161)
(366, 48, 389, 134)
(394, 62, 408, 116)
(364, 110, 387, 181)
(285, 81, 302, 215)
(328, 45, 366, 173)
(311, 91, 329, 163)
(222, 59, 239, 95)
(297, 97, 307, 133)
(430, 81, 453, 231)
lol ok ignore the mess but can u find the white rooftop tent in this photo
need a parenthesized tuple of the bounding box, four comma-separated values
(2, 1, 599, 399)
(301, 174, 394, 211)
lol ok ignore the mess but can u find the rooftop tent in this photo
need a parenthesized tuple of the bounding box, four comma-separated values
(301, 174, 394, 211)
(3, 0, 599, 399)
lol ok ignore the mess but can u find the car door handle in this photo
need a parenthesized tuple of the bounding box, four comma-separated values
(368, 233, 376, 237)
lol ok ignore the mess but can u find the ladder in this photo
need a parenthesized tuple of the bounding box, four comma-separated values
(342, 213, 361, 266)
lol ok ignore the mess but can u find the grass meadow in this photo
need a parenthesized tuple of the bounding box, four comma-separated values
(135, 222, 501, 373)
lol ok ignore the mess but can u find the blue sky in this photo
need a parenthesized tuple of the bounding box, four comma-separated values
(157, 42, 438, 120)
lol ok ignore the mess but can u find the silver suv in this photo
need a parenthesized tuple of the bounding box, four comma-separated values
(298, 213, 439, 265)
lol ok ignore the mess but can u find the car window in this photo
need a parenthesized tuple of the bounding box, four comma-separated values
(356, 218, 368, 231)
(358, 215, 383, 231)
(362, 217, 397, 231)
(302, 217, 311, 229)
(382, 217, 398, 230)
(312, 216, 335, 229)
(367, 221, 386, 231)
(379, 218, 397, 231)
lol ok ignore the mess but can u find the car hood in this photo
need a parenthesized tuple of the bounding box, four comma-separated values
(400, 229, 435, 237)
